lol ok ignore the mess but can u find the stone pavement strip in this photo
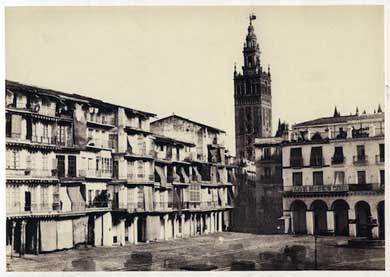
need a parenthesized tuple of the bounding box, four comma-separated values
(6, 232, 385, 271)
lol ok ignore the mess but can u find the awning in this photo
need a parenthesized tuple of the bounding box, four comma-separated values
(173, 170, 181, 183)
(193, 167, 202, 181)
(228, 170, 237, 184)
(127, 136, 133, 153)
(67, 186, 86, 212)
(218, 169, 225, 183)
(180, 167, 189, 183)
(217, 189, 225, 207)
(143, 186, 153, 212)
(155, 166, 168, 188)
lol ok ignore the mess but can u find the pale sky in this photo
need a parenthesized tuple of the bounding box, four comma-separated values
(5, 6, 384, 154)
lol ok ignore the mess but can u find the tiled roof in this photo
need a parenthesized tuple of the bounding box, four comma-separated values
(152, 114, 226, 134)
(6, 80, 156, 117)
(294, 113, 384, 128)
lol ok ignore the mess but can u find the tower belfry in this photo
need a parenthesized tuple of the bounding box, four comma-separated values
(234, 14, 272, 160)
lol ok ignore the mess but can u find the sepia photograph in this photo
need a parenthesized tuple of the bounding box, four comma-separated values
(3, 1, 387, 272)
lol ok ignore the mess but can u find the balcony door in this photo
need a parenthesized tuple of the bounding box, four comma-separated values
(57, 155, 65, 177)
(24, 191, 31, 211)
(68, 155, 77, 177)
(356, 145, 365, 161)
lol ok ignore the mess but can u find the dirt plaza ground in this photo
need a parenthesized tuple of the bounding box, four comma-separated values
(7, 232, 385, 271)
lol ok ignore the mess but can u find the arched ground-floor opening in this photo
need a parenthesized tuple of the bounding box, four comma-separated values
(378, 201, 385, 240)
(332, 199, 350, 236)
(310, 200, 328, 235)
(290, 200, 307, 234)
(355, 201, 371, 238)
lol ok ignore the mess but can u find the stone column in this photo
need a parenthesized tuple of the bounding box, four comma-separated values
(133, 216, 138, 245)
(35, 220, 40, 255)
(326, 211, 335, 234)
(128, 220, 134, 244)
(211, 213, 215, 233)
(119, 219, 126, 246)
(189, 214, 193, 236)
(181, 214, 185, 237)
(173, 215, 178, 239)
(348, 209, 357, 237)
(371, 208, 379, 239)
(163, 215, 168, 240)
(200, 215, 204, 235)
(218, 212, 223, 232)
(306, 211, 314, 235)
(290, 212, 295, 234)
(11, 221, 16, 259)
(284, 213, 291, 234)
(20, 220, 27, 257)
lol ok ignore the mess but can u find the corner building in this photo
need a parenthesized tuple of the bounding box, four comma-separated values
(5, 81, 238, 256)
(281, 112, 385, 239)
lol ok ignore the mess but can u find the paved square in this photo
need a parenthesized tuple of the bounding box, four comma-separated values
(7, 232, 385, 271)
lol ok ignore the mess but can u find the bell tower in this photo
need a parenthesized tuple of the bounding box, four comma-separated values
(234, 14, 272, 161)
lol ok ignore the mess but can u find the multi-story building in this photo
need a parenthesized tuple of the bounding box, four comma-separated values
(5, 80, 239, 256)
(234, 15, 272, 161)
(281, 111, 385, 239)
(233, 121, 288, 234)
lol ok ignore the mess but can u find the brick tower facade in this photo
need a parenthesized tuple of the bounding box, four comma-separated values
(234, 15, 272, 160)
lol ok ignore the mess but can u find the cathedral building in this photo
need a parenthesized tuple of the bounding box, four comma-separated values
(234, 15, 272, 161)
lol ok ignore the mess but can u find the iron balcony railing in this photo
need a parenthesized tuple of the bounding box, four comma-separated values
(375, 154, 384, 164)
(79, 169, 112, 178)
(285, 183, 384, 193)
(290, 157, 303, 168)
(353, 155, 368, 164)
(331, 156, 345, 165)
(86, 201, 109, 208)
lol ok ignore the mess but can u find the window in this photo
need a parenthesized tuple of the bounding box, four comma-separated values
(263, 148, 271, 160)
(380, 170, 384, 185)
(6, 114, 11, 137)
(189, 184, 201, 202)
(264, 167, 271, 177)
(334, 171, 345, 185)
(10, 150, 20, 169)
(42, 154, 48, 171)
(357, 171, 366, 184)
(356, 145, 366, 160)
(57, 155, 65, 177)
(332, 146, 344, 164)
(10, 114, 22, 138)
(292, 172, 303, 186)
(68, 155, 77, 177)
(313, 171, 323, 186)
(290, 148, 303, 168)
(379, 144, 384, 162)
(137, 187, 144, 209)
(310, 146, 323, 167)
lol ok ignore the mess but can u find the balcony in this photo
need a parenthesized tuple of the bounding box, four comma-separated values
(31, 135, 57, 145)
(6, 168, 57, 179)
(86, 201, 109, 209)
(200, 202, 219, 209)
(353, 155, 368, 165)
(31, 136, 73, 147)
(290, 158, 303, 168)
(112, 202, 144, 212)
(331, 156, 345, 165)
(127, 173, 154, 183)
(286, 184, 349, 193)
(153, 201, 173, 210)
(285, 183, 383, 193)
(310, 158, 325, 168)
(375, 155, 384, 164)
(79, 169, 112, 179)
(7, 202, 59, 214)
